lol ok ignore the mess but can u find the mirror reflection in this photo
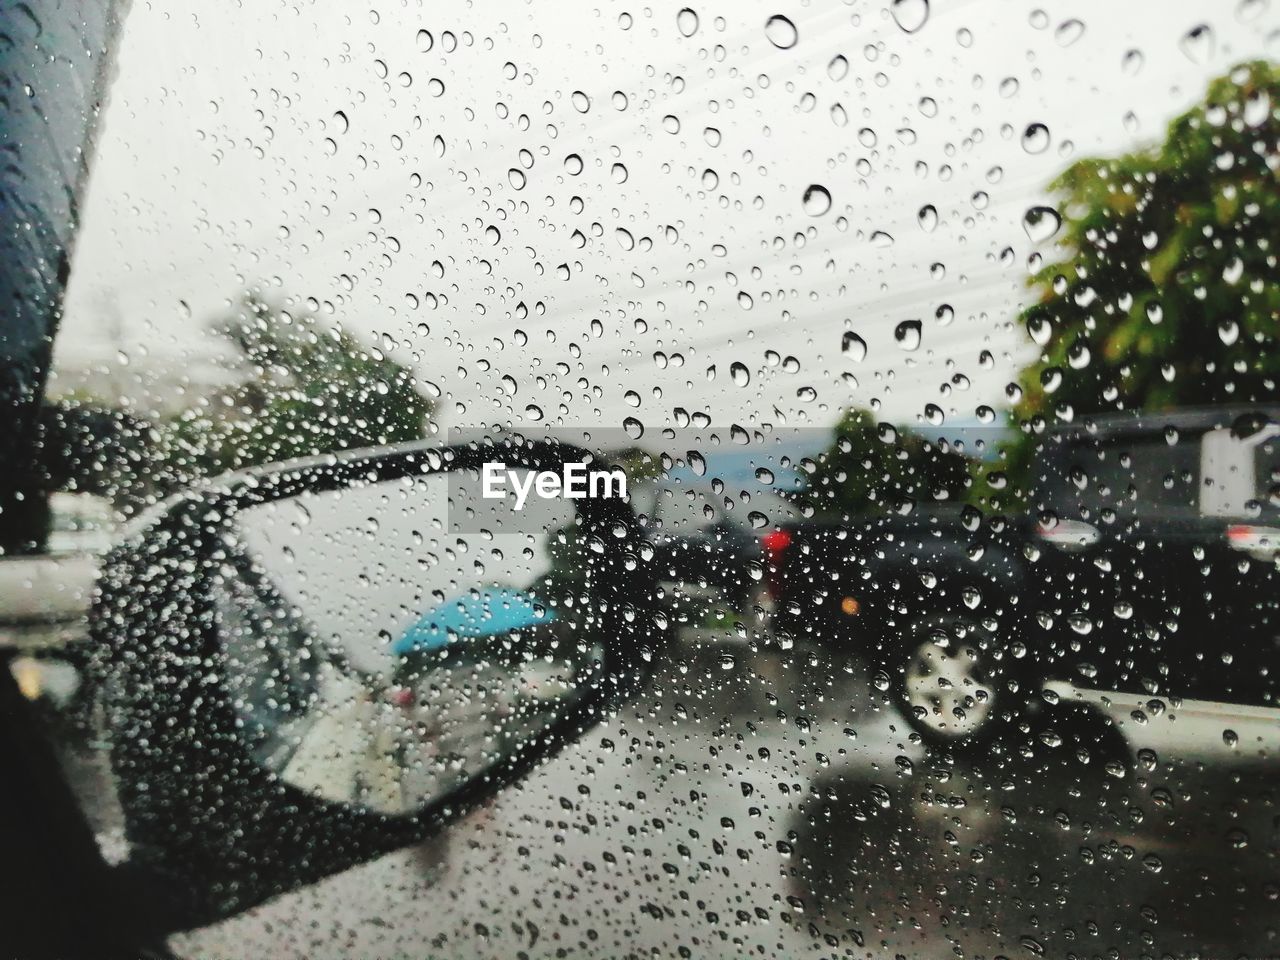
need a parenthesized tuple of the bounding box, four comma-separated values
(211, 468, 606, 815)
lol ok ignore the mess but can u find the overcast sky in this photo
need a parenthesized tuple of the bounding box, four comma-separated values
(54, 0, 1280, 448)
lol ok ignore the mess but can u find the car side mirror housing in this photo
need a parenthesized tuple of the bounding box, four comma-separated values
(90, 437, 664, 932)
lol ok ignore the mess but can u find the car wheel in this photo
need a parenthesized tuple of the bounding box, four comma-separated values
(890, 616, 1004, 747)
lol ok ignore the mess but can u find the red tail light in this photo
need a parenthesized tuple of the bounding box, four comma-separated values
(761, 529, 792, 555)
(761, 528, 791, 599)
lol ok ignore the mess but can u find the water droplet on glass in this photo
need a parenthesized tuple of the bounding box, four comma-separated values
(764, 14, 798, 49)
(416, 29, 434, 51)
(623, 417, 645, 440)
(571, 90, 591, 113)
(1218, 320, 1240, 346)
(677, 7, 699, 37)
(689, 451, 707, 476)
(508, 168, 526, 190)
(894, 319, 922, 351)
(564, 153, 584, 175)
(662, 114, 681, 134)
(917, 204, 938, 232)
(1054, 18, 1085, 46)
(828, 54, 849, 80)
(842, 331, 867, 362)
(730, 362, 751, 387)
(890, 0, 930, 34)
(1022, 123, 1051, 154)
(802, 184, 832, 216)
(1023, 205, 1061, 242)
(737, 291, 754, 310)
(1179, 23, 1214, 64)
(1122, 48, 1144, 75)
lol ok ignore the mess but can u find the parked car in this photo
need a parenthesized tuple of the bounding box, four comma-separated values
(764, 407, 1280, 751)
(630, 478, 800, 622)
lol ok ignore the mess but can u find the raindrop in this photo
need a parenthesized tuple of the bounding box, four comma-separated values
(842, 331, 867, 361)
(737, 291, 754, 310)
(1023, 205, 1062, 242)
(433, 135, 446, 157)
(1179, 23, 1214, 64)
(564, 154, 584, 175)
(677, 7, 699, 37)
(1238, 0, 1268, 21)
(571, 90, 591, 113)
(894, 319, 922, 351)
(416, 29, 434, 52)
(662, 114, 681, 134)
(623, 417, 645, 439)
(870, 230, 894, 247)
(1022, 123, 1051, 154)
(830, 103, 848, 127)
(890, 0, 930, 34)
(508, 168, 527, 190)
(764, 14, 798, 49)
(925, 404, 946, 427)
(525, 404, 544, 422)
(1067, 340, 1091, 369)
(802, 184, 832, 216)
(755, 467, 775, 484)
(730, 362, 751, 387)
(1218, 320, 1240, 346)
(333, 110, 350, 134)
(704, 126, 722, 146)
(999, 77, 1020, 98)
(1122, 48, 1144, 75)
(828, 54, 849, 80)
(1054, 18, 1085, 46)
(689, 451, 707, 476)
(917, 204, 938, 232)
(613, 162, 629, 184)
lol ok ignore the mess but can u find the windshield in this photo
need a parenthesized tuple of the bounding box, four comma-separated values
(7, 2, 1280, 958)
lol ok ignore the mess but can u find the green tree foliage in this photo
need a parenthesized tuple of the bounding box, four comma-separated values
(989, 61, 1280, 508)
(160, 297, 432, 483)
(804, 407, 971, 516)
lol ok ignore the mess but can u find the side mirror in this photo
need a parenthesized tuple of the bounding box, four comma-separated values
(90, 437, 664, 931)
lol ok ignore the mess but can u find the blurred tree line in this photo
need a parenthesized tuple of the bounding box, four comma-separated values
(13, 296, 433, 551)
(813, 60, 1280, 518)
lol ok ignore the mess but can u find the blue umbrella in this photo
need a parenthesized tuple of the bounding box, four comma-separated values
(392, 587, 555, 657)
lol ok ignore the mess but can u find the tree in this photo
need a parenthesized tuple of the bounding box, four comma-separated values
(995, 60, 1280, 506)
(804, 407, 971, 516)
(158, 297, 433, 485)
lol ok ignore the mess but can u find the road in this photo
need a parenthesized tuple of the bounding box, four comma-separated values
(46, 632, 1280, 959)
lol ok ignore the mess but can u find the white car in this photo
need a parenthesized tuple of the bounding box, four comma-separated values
(0, 492, 117, 651)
